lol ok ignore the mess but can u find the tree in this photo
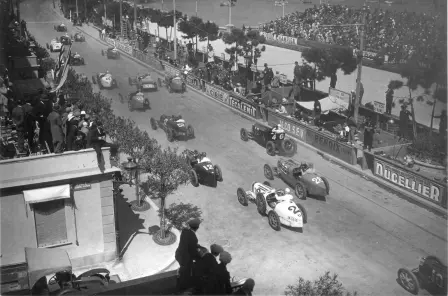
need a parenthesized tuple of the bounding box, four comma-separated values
(158, 202, 203, 231)
(222, 28, 266, 69)
(178, 16, 204, 51)
(285, 271, 357, 296)
(302, 47, 357, 84)
(201, 20, 219, 55)
(148, 8, 163, 37)
(141, 147, 191, 244)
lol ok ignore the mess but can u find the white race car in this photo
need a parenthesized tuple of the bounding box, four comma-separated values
(237, 181, 307, 231)
(46, 38, 62, 52)
(92, 72, 118, 89)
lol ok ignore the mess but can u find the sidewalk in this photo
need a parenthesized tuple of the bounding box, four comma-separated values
(143, 22, 445, 129)
(73, 184, 178, 282)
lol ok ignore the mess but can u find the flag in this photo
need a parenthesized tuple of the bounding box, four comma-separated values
(50, 45, 72, 93)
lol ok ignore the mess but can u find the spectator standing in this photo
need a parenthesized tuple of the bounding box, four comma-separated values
(0, 93, 8, 118)
(385, 87, 394, 114)
(313, 98, 322, 127)
(330, 72, 337, 89)
(215, 251, 233, 295)
(433, 110, 447, 144)
(356, 79, 364, 106)
(398, 104, 412, 142)
(11, 100, 25, 153)
(78, 111, 88, 128)
(193, 246, 220, 294)
(363, 117, 374, 151)
(47, 104, 64, 153)
(61, 107, 71, 139)
(233, 279, 255, 296)
(288, 78, 302, 102)
(175, 218, 201, 292)
(263, 63, 273, 90)
(293, 61, 301, 82)
(66, 111, 80, 151)
(22, 100, 34, 153)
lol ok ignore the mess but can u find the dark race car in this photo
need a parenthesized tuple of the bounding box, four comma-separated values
(158, 75, 186, 93)
(127, 91, 150, 111)
(240, 123, 297, 156)
(102, 47, 120, 59)
(150, 115, 194, 142)
(54, 23, 67, 32)
(128, 73, 158, 91)
(71, 32, 85, 42)
(398, 256, 447, 295)
(184, 149, 223, 187)
(69, 53, 85, 66)
(60, 34, 72, 45)
(263, 159, 330, 200)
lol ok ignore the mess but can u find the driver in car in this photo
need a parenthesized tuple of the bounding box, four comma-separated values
(272, 124, 284, 134)
(100, 70, 110, 79)
(198, 152, 211, 163)
(172, 115, 185, 123)
(74, 52, 80, 58)
(266, 188, 293, 207)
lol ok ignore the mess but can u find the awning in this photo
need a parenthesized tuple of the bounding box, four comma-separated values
(298, 96, 349, 114)
(23, 184, 70, 204)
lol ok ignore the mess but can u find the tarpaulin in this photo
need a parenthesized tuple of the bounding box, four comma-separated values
(23, 184, 70, 204)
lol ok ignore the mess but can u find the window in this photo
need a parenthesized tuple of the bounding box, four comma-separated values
(33, 199, 68, 247)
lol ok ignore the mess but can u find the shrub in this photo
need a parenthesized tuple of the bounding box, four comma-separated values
(285, 271, 357, 296)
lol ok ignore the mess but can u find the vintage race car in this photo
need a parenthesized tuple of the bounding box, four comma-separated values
(158, 75, 186, 93)
(128, 73, 158, 91)
(184, 149, 223, 187)
(240, 123, 297, 156)
(150, 115, 194, 142)
(263, 159, 329, 200)
(102, 47, 120, 59)
(71, 32, 85, 42)
(69, 53, 85, 66)
(91, 72, 118, 89)
(127, 91, 150, 111)
(398, 256, 447, 295)
(54, 23, 67, 32)
(237, 182, 307, 231)
(46, 38, 62, 52)
(59, 34, 72, 45)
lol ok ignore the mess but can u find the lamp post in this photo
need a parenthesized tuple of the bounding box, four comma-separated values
(274, 0, 288, 18)
(122, 156, 150, 212)
(173, 0, 177, 61)
(120, 0, 123, 38)
(244, 54, 251, 94)
(195, 0, 198, 16)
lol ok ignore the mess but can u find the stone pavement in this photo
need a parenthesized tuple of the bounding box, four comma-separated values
(144, 22, 446, 129)
(73, 184, 178, 282)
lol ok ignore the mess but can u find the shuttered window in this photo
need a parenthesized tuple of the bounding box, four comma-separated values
(33, 199, 68, 247)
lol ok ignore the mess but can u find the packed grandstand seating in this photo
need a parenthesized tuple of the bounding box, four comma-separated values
(259, 4, 446, 63)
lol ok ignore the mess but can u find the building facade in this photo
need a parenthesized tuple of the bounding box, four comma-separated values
(0, 148, 120, 270)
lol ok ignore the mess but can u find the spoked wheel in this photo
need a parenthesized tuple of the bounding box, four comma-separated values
(294, 181, 307, 200)
(166, 128, 174, 142)
(263, 181, 271, 187)
(214, 165, 223, 182)
(295, 202, 308, 224)
(190, 170, 199, 187)
(397, 268, 420, 295)
(266, 141, 276, 156)
(321, 177, 330, 195)
(240, 128, 249, 141)
(282, 138, 296, 155)
(237, 188, 248, 206)
(256, 193, 267, 216)
(268, 210, 281, 231)
(263, 164, 275, 180)
(187, 125, 195, 139)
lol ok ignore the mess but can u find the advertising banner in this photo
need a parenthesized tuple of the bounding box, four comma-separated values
(268, 111, 307, 142)
(115, 41, 133, 55)
(162, 62, 181, 76)
(306, 128, 356, 165)
(228, 95, 258, 118)
(373, 158, 447, 208)
(204, 83, 229, 105)
(260, 32, 298, 45)
(186, 75, 203, 90)
(104, 37, 115, 46)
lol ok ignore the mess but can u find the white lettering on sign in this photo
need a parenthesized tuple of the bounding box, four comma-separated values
(260, 32, 298, 45)
(278, 118, 305, 141)
(229, 96, 257, 118)
(186, 75, 201, 90)
(373, 101, 385, 114)
(205, 84, 229, 104)
(375, 161, 441, 203)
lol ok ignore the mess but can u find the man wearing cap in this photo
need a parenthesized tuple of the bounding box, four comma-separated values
(215, 251, 233, 295)
(193, 245, 221, 294)
(398, 104, 412, 142)
(66, 110, 80, 151)
(47, 104, 64, 153)
(233, 278, 255, 296)
(175, 218, 201, 291)
(78, 111, 88, 128)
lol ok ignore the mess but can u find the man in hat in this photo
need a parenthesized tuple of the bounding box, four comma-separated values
(293, 61, 301, 83)
(214, 251, 233, 295)
(78, 111, 88, 128)
(66, 110, 80, 151)
(398, 104, 412, 142)
(175, 217, 201, 292)
(193, 245, 221, 294)
(313, 98, 322, 127)
(233, 278, 255, 296)
(47, 104, 64, 153)
(11, 100, 26, 153)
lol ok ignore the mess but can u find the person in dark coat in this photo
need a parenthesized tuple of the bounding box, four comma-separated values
(193, 246, 220, 294)
(313, 98, 322, 127)
(385, 87, 394, 115)
(214, 251, 233, 295)
(363, 117, 375, 151)
(11, 100, 25, 153)
(175, 218, 201, 292)
(330, 72, 337, 89)
(398, 104, 412, 142)
(47, 104, 64, 153)
(65, 111, 80, 151)
(233, 278, 255, 296)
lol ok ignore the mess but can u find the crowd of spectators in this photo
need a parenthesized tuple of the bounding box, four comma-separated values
(260, 4, 446, 63)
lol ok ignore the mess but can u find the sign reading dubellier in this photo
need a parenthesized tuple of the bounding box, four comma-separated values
(186, 75, 202, 90)
(374, 158, 446, 207)
(73, 183, 91, 191)
(204, 84, 229, 105)
(228, 95, 257, 118)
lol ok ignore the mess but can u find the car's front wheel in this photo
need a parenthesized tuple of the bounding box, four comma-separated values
(397, 268, 420, 295)
(187, 125, 195, 139)
(263, 164, 275, 180)
(166, 128, 174, 142)
(294, 181, 307, 200)
(237, 188, 248, 206)
(268, 210, 281, 231)
(256, 193, 267, 216)
(150, 118, 158, 130)
(190, 170, 199, 187)
(214, 165, 223, 182)
(240, 128, 249, 141)
(266, 141, 276, 156)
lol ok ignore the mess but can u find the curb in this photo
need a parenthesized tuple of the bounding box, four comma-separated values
(144, 196, 178, 275)
(76, 26, 447, 218)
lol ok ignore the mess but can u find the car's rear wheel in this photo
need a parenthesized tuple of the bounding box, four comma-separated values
(214, 165, 223, 182)
(321, 176, 330, 195)
(263, 164, 275, 180)
(237, 188, 248, 206)
(240, 128, 249, 141)
(256, 193, 267, 216)
(190, 170, 199, 187)
(268, 210, 281, 231)
(295, 202, 308, 224)
(187, 125, 195, 139)
(282, 138, 296, 155)
(166, 128, 174, 142)
(397, 268, 420, 295)
(294, 181, 307, 200)
(266, 141, 276, 156)
(150, 118, 157, 130)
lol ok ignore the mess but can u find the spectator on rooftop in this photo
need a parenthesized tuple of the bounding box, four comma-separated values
(11, 100, 25, 153)
(47, 104, 64, 154)
(398, 104, 412, 142)
(215, 251, 233, 295)
(330, 72, 337, 89)
(66, 110, 80, 151)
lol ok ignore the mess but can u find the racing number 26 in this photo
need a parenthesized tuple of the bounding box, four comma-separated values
(288, 205, 301, 216)
(312, 177, 322, 184)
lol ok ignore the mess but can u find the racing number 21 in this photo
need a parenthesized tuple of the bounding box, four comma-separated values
(204, 164, 214, 170)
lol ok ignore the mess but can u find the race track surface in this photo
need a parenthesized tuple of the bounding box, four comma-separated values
(22, 1, 447, 295)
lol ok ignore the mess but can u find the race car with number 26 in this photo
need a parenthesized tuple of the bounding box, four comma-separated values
(263, 159, 330, 200)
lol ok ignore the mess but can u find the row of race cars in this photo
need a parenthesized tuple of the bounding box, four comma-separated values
(46, 23, 447, 296)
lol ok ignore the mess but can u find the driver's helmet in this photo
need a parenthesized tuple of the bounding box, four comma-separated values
(106, 70, 110, 74)
(285, 188, 291, 194)
(300, 162, 309, 171)
(193, 150, 199, 157)
(277, 124, 282, 129)
(201, 152, 207, 159)
(65, 33, 69, 36)
(277, 190, 285, 196)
